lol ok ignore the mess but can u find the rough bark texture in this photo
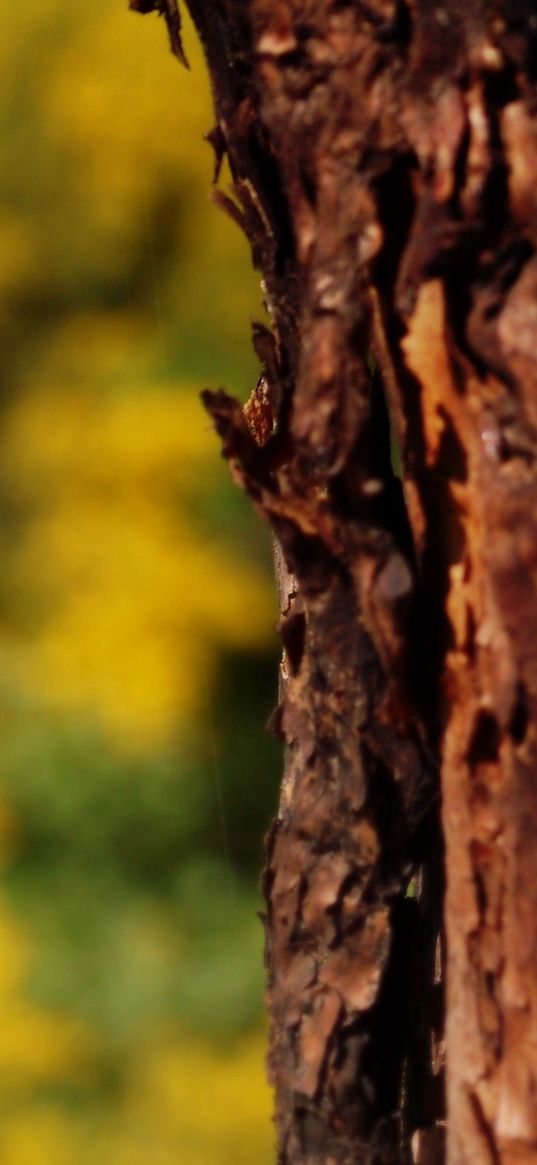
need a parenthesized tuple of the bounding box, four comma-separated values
(130, 3, 537, 1165)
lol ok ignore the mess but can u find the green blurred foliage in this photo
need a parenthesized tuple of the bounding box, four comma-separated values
(0, 1, 279, 1161)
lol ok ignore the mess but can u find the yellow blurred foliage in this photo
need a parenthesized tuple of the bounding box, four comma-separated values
(0, 1, 275, 1162)
(2, 1111, 79, 1165)
(0, 904, 97, 1089)
(43, 5, 210, 188)
(0, 213, 36, 298)
(1, 1, 262, 361)
(0, 382, 274, 752)
(0, 896, 273, 1165)
(111, 1033, 274, 1165)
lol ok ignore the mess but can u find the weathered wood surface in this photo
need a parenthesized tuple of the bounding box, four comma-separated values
(131, 4, 537, 1164)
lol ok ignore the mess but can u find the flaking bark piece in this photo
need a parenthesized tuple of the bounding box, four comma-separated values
(205, 124, 227, 184)
(129, 0, 188, 67)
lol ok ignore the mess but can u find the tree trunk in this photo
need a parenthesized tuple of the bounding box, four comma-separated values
(131, 3, 537, 1164)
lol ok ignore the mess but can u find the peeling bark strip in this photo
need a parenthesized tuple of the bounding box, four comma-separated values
(131, 3, 537, 1165)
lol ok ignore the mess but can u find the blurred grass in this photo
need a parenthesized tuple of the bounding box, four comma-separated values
(0, 1, 279, 1161)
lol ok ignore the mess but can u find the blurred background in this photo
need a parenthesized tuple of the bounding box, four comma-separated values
(0, 3, 279, 1162)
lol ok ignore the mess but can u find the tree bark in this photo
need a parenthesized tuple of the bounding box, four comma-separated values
(130, 3, 537, 1164)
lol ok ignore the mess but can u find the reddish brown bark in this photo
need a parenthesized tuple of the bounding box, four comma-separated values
(131, 3, 537, 1165)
